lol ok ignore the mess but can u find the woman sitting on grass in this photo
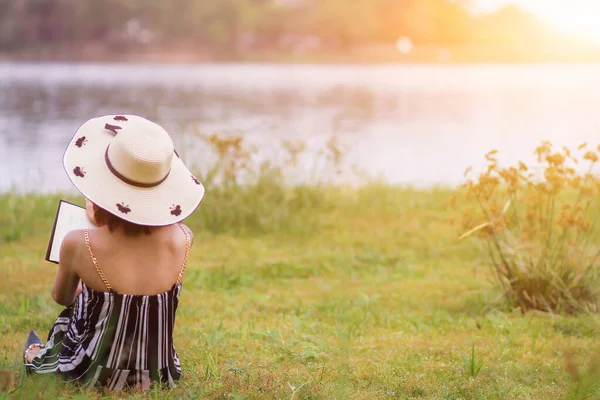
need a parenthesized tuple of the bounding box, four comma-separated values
(23, 115, 205, 391)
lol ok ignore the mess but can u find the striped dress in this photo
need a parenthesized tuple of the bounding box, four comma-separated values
(26, 225, 190, 391)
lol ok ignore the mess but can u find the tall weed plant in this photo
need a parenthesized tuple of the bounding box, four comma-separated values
(183, 133, 346, 236)
(455, 142, 600, 314)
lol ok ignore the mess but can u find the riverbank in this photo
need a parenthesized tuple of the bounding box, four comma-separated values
(1, 188, 598, 398)
(4, 43, 600, 64)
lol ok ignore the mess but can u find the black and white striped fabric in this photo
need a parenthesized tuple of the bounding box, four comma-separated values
(25, 282, 183, 390)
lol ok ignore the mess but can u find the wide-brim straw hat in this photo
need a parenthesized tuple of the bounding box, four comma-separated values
(63, 115, 205, 226)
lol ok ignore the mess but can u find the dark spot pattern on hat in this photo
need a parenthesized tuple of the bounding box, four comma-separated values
(191, 175, 201, 185)
(170, 204, 182, 216)
(75, 136, 87, 148)
(73, 166, 86, 177)
(114, 116, 128, 121)
(104, 123, 122, 135)
(174, 149, 180, 158)
(116, 202, 131, 214)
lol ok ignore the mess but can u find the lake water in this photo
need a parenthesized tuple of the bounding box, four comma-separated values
(2, 62, 600, 193)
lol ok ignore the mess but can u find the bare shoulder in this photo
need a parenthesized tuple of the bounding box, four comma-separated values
(59, 229, 87, 268)
(178, 223, 194, 245)
(61, 229, 85, 253)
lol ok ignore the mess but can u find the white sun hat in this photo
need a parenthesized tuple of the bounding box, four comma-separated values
(63, 115, 205, 226)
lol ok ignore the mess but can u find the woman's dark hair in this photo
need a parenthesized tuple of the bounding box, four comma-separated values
(93, 205, 156, 236)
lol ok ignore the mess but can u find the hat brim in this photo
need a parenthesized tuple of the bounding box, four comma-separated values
(63, 115, 205, 226)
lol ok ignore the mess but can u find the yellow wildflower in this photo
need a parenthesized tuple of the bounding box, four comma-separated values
(536, 182, 549, 194)
(546, 153, 566, 166)
(526, 210, 536, 223)
(485, 150, 499, 162)
(570, 176, 583, 189)
(584, 151, 599, 163)
(535, 142, 552, 162)
(518, 161, 528, 172)
(578, 218, 592, 232)
(558, 210, 575, 229)
(580, 186, 594, 196)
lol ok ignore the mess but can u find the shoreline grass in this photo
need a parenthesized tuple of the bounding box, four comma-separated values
(1, 185, 600, 399)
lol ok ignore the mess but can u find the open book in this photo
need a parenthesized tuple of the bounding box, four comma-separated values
(45, 200, 96, 264)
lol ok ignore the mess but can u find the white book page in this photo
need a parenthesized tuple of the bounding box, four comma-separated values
(46, 201, 96, 264)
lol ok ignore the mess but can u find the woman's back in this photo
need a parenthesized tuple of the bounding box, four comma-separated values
(27, 223, 191, 390)
(74, 224, 190, 295)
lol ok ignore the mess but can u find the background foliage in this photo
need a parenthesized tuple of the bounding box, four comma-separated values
(1, 0, 576, 57)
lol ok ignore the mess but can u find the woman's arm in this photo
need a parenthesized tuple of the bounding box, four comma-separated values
(52, 230, 83, 306)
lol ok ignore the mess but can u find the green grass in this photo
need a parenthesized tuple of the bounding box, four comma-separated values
(1, 185, 600, 399)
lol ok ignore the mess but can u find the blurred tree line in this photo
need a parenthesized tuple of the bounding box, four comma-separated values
(0, 0, 576, 56)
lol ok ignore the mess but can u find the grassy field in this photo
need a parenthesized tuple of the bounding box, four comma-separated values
(1, 185, 600, 399)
